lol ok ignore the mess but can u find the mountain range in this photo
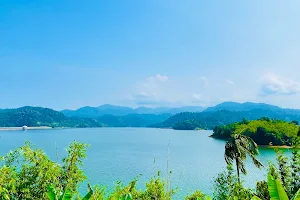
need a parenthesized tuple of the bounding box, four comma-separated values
(204, 102, 282, 112)
(61, 104, 205, 117)
(155, 102, 300, 130)
(1, 102, 300, 129)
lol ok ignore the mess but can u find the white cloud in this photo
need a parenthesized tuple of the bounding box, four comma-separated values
(192, 93, 202, 100)
(156, 74, 168, 82)
(128, 74, 170, 107)
(147, 74, 168, 82)
(191, 93, 213, 107)
(199, 76, 208, 85)
(129, 92, 163, 106)
(260, 73, 300, 96)
(226, 79, 234, 85)
(125, 72, 300, 109)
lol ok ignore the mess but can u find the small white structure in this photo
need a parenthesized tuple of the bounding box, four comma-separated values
(22, 126, 28, 131)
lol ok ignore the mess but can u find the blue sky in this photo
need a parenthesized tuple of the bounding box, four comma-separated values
(1, 0, 300, 110)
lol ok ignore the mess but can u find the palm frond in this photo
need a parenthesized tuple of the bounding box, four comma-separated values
(248, 153, 264, 169)
(225, 141, 235, 164)
(238, 158, 247, 175)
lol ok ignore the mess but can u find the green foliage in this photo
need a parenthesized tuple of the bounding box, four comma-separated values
(173, 119, 205, 130)
(213, 164, 256, 200)
(291, 189, 300, 200)
(107, 180, 140, 200)
(256, 181, 270, 200)
(0, 166, 17, 199)
(267, 173, 289, 200)
(230, 183, 254, 200)
(213, 118, 300, 146)
(265, 147, 300, 200)
(276, 149, 293, 198)
(0, 143, 62, 199)
(82, 187, 93, 200)
(138, 176, 175, 200)
(0, 141, 89, 199)
(61, 142, 89, 193)
(251, 196, 263, 200)
(213, 164, 237, 200)
(291, 142, 300, 195)
(47, 186, 58, 200)
(46, 185, 93, 200)
(104, 174, 175, 200)
(266, 145, 300, 199)
(90, 185, 106, 200)
(184, 190, 208, 200)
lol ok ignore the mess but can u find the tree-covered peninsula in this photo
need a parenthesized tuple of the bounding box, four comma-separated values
(212, 118, 300, 146)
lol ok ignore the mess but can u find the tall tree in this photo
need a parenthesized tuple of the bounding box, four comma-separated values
(224, 133, 263, 183)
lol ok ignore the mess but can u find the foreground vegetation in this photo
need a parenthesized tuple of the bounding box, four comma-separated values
(0, 133, 299, 199)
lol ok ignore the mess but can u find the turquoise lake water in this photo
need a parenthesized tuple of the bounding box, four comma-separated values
(0, 128, 286, 198)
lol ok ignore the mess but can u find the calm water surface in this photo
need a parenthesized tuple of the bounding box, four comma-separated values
(0, 128, 285, 198)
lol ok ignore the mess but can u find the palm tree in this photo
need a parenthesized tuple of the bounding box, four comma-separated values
(224, 132, 263, 183)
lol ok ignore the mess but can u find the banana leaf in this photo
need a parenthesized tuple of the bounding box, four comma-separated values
(268, 173, 289, 200)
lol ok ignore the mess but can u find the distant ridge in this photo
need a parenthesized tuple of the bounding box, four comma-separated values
(62, 105, 134, 118)
(152, 102, 300, 129)
(61, 104, 205, 117)
(2, 102, 300, 129)
(203, 101, 283, 112)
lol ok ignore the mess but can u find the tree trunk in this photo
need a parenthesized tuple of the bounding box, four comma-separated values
(236, 157, 240, 184)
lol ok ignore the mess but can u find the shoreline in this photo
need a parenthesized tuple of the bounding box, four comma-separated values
(0, 126, 52, 131)
(260, 145, 293, 149)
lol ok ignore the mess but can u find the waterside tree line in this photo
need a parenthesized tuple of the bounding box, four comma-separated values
(0, 128, 300, 199)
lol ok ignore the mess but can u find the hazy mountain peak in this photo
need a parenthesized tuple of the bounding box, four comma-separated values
(61, 105, 205, 117)
(204, 101, 283, 112)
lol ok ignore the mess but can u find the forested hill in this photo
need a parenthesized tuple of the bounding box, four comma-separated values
(0, 107, 171, 128)
(2, 102, 300, 129)
(0, 107, 104, 128)
(211, 118, 300, 146)
(153, 108, 300, 130)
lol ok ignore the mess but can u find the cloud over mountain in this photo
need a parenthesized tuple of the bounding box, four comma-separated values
(260, 73, 300, 96)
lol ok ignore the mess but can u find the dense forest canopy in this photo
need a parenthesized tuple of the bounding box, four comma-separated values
(212, 118, 300, 146)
